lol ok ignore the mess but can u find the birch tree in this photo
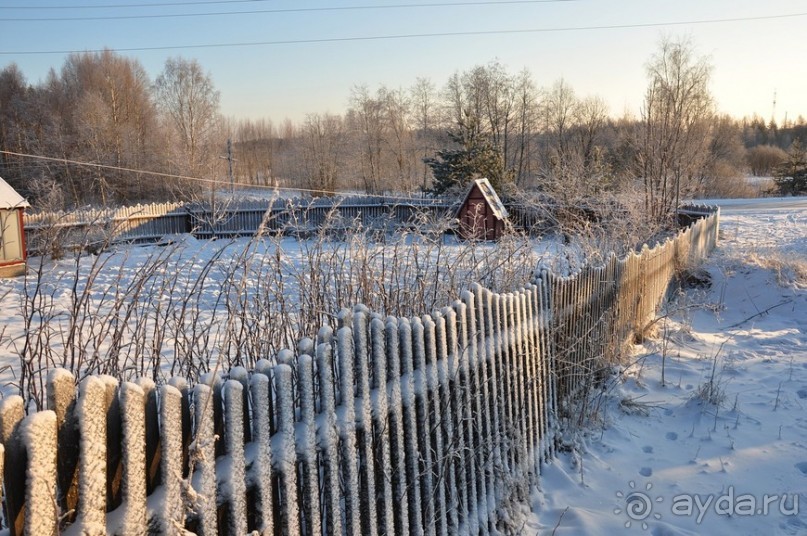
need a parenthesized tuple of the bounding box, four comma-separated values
(638, 37, 714, 220)
(154, 57, 221, 179)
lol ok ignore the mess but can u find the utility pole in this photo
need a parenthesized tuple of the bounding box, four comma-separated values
(772, 89, 777, 126)
(226, 138, 234, 194)
(219, 138, 236, 196)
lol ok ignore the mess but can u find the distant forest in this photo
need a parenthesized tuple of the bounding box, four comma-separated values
(1, 40, 805, 215)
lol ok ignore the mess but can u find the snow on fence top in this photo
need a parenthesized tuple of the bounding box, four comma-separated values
(0, 207, 720, 535)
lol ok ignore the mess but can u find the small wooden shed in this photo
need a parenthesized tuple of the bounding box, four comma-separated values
(0, 177, 29, 277)
(455, 178, 509, 240)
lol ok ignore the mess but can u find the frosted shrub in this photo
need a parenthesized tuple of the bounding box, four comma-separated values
(7, 209, 540, 405)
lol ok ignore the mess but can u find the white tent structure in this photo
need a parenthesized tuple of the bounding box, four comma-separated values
(0, 177, 29, 277)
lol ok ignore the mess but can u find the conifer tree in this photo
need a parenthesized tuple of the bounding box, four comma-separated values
(424, 112, 512, 195)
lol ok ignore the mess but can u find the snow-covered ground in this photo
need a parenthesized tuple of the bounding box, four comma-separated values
(528, 199, 807, 535)
(0, 229, 580, 401)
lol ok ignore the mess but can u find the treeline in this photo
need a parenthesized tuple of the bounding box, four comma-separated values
(1, 41, 805, 212)
(0, 51, 221, 207)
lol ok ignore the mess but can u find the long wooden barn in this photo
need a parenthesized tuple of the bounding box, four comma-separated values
(0, 177, 29, 277)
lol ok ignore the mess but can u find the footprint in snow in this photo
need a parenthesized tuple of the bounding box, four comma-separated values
(642, 445, 653, 453)
(666, 432, 678, 441)
(640, 467, 653, 477)
(797, 388, 807, 400)
(796, 462, 807, 475)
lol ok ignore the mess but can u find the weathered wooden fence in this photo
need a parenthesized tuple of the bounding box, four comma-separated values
(0, 207, 719, 535)
(23, 196, 454, 254)
(546, 204, 719, 406)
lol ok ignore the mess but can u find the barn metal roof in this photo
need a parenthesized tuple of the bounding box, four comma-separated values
(456, 178, 509, 220)
(0, 177, 29, 209)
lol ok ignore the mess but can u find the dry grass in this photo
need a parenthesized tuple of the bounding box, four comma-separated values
(746, 251, 807, 289)
(6, 210, 543, 407)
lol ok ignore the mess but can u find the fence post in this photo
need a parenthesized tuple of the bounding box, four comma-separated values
(411, 316, 437, 536)
(444, 305, 470, 532)
(228, 367, 252, 444)
(526, 285, 544, 476)
(223, 379, 248, 534)
(274, 363, 301, 536)
(297, 354, 322, 536)
(336, 326, 361, 536)
(499, 293, 517, 475)
(316, 341, 342, 536)
(398, 317, 424, 536)
(470, 284, 496, 529)
(99, 375, 123, 514)
(514, 291, 533, 480)
(167, 378, 192, 481)
(20, 411, 58, 536)
(432, 311, 458, 535)
(134, 378, 161, 495)
(481, 288, 503, 507)
(538, 272, 558, 459)
(118, 382, 147, 535)
(0, 395, 25, 535)
(46, 368, 79, 526)
(191, 383, 218, 536)
(76, 376, 107, 535)
(454, 297, 483, 535)
(384, 316, 410, 536)
(370, 317, 395, 536)
(159, 384, 185, 534)
(352, 309, 379, 536)
(248, 373, 273, 536)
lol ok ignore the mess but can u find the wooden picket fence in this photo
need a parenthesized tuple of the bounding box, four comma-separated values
(0, 207, 719, 535)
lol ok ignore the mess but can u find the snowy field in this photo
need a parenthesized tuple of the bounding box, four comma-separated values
(528, 198, 807, 535)
(1, 197, 803, 535)
(0, 228, 578, 403)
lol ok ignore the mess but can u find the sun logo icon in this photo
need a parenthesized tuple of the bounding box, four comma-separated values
(614, 480, 663, 530)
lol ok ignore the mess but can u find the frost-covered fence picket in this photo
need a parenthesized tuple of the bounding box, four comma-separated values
(0, 285, 556, 535)
(0, 207, 719, 535)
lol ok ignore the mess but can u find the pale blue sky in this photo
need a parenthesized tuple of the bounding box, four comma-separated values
(1, 0, 805, 124)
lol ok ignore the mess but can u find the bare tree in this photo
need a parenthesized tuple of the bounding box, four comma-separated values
(233, 118, 276, 186)
(440, 62, 540, 188)
(697, 115, 747, 196)
(638, 37, 714, 220)
(410, 77, 438, 189)
(512, 69, 538, 185)
(61, 50, 161, 202)
(301, 113, 345, 194)
(348, 85, 385, 193)
(542, 79, 577, 168)
(380, 86, 416, 190)
(746, 144, 787, 176)
(154, 57, 222, 181)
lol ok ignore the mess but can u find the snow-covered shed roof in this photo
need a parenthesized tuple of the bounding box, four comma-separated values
(0, 177, 29, 209)
(456, 178, 509, 220)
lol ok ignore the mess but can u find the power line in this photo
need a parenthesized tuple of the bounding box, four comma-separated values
(2, 12, 805, 55)
(0, 0, 278, 9)
(3, 1, 578, 22)
(0, 150, 443, 202)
